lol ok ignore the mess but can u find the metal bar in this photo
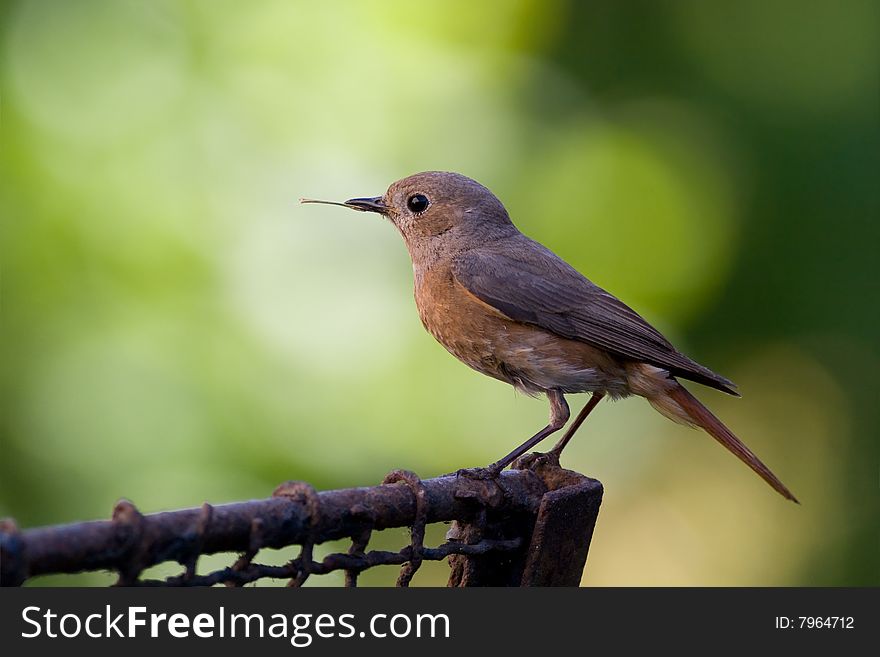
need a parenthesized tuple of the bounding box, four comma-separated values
(2, 459, 603, 587)
(1, 468, 549, 586)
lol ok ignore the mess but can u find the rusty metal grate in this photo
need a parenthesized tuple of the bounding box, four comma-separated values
(0, 456, 602, 587)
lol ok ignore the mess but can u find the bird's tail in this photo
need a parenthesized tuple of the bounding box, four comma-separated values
(665, 383, 799, 503)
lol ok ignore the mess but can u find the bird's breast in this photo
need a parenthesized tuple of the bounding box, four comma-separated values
(412, 264, 629, 397)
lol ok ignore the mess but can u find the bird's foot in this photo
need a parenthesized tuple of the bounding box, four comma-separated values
(512, 451, 561, 471)
(454, 465, 504, 481)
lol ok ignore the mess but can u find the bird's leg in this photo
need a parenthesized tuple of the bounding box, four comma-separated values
(481, 390, 570, 475)
(548, 392, 605, 458)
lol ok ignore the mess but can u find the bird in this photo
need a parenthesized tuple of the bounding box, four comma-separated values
(301, 171, 797, 502)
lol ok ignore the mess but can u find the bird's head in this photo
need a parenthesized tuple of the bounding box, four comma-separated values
(302, 171, 517, 255)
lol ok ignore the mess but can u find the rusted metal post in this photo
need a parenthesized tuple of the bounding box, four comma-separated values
(447, 455, 603, 587)
(519, 459, 603, 586)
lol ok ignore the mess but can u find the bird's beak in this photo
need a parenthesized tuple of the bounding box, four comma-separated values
(299, 196, 388, 215)
(343, 196, 388, 214)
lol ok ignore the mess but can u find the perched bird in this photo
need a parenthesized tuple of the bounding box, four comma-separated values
(302, 172, 797, 501)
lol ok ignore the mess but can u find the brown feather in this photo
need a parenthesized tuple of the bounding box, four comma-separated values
(667, 383, 798, 502)
(452, 235, 739, 396)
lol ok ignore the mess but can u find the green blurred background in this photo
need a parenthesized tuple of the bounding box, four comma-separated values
(1, 0, 877, 586)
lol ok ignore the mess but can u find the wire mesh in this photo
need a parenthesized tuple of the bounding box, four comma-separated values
(1, 457, 603, 587)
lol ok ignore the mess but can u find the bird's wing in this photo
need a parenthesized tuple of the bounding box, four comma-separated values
(451, 238, 738, 395)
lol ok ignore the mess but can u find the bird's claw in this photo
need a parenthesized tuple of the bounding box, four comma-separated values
(512, 451, 561, 471)
(454, 465, 503, 481)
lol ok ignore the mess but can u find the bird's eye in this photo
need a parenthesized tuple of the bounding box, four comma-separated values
(407, 194, 430, 214)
